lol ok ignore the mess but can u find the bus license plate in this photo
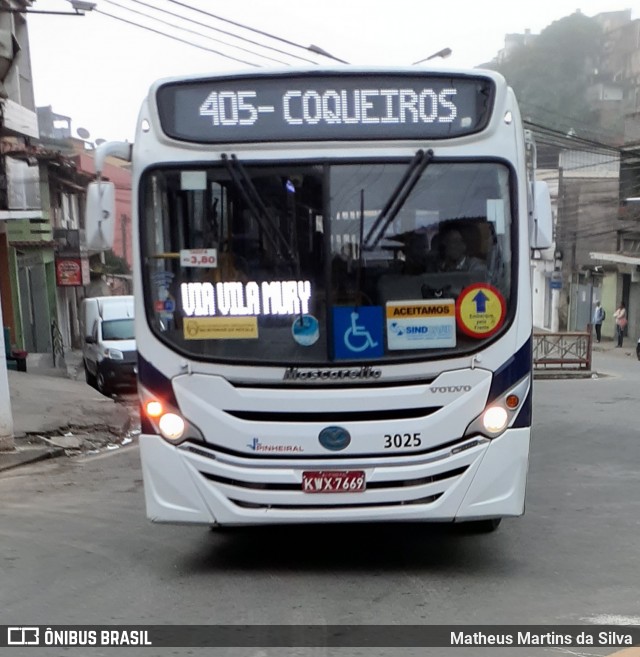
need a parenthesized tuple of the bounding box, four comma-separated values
(302, 471, 366, 494)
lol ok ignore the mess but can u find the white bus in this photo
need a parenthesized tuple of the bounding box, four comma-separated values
(87, 67, 552, 531)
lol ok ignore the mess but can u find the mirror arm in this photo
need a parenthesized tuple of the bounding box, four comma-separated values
(94, 141, 132, 179)
(92, 141, 132, 227)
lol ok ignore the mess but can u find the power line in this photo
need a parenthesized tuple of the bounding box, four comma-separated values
(522, 102, 624, 143)
(102, 0, 291, 66)
(526, 120, 621, 154)
(127, 0, 320, 65)
(94, 8, 260, 67)
(164, 0, 349, 64)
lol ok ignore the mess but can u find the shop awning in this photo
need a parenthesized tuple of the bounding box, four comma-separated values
(590, 251, 640, 266)
(0, 210, 44, 221)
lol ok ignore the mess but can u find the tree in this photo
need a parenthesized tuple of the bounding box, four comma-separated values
(91, 249, 131, 275)
(490, 12, 604, 138)
(103, 249, 130, 275)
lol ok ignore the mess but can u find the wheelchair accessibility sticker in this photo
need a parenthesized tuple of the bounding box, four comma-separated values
(333, 306, 384, 359)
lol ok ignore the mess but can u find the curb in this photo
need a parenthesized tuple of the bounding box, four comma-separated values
(0, 404, 138, 474)
(0, 443, 65, 473)
(534, 370, 595, 380)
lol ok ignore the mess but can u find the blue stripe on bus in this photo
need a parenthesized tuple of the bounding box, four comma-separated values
(138, 353, 178, 404)
(512, 385, 532, 428)
(138, 354, 178, 435)
(138, 352, 179, 434)
(487, 335, 533, 428)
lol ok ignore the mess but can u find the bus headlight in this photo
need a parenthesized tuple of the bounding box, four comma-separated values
(158, 413, 185, 441)
(482, 406, 509, 434)
(139, 384, 204, 446)
(463, 375, 530, 439)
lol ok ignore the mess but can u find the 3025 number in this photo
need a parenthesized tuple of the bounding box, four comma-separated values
(384, 433, 422, 449)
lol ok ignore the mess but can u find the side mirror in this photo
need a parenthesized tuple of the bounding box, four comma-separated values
(530, 180, 553, 250)
(85, 181, 116, 250)
(85, 336, 96, 344)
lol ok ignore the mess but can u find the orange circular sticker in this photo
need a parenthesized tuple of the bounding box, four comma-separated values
(455, 284, 506, 338)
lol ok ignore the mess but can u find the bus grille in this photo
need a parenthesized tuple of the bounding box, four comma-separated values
(183, 436, 476, 461)
(200, 466, 467, 491)
(224, 406, 441, 422)
(229, 493, 443, 510)
(178, 439, 485, 513)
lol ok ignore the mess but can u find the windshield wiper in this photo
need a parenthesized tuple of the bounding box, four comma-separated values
(354, 188, 366, 308)
(363, 148, 434, 249)
(221, 153, 299, 270)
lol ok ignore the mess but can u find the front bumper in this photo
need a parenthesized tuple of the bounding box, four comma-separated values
(139, 428, 529, 526)
(99, 359, 137, 390)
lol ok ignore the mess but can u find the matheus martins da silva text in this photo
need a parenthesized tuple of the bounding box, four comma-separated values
(450, 631, 633, 646)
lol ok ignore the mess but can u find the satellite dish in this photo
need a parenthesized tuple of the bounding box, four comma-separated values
(77, 127, 91, 139)
(95, 138, 106, 146)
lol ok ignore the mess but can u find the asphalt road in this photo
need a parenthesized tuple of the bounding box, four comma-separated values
(1, 349, 639, 657)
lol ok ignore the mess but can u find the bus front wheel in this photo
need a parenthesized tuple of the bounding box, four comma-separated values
(459, 518, 502, 533)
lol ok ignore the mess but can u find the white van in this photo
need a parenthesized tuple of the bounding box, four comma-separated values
(82, 295, 136, 396)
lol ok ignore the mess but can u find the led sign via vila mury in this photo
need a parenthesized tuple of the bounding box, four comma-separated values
(180, 280, 312, 317)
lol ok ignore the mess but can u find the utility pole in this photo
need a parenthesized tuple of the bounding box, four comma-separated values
(0, 291, 15, 451)
(121, 213, 128, 266)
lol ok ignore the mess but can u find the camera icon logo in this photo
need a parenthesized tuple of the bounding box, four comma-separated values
(7, 627, 40, 646)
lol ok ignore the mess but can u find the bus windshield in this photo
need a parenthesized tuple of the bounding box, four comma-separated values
(141, 159, 513, 365)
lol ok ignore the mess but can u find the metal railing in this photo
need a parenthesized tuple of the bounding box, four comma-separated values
(51, 319, 65, 368)
(533, 331, 592, 370)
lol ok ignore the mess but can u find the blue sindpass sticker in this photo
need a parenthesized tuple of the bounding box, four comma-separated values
(386, 300, 456, 350)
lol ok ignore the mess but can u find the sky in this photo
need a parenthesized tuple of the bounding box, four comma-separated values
(26, 0, 638, 144)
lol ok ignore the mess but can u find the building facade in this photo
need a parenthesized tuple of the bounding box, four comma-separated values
(507, 10, 640, 340)
(0, 1, 49, 355)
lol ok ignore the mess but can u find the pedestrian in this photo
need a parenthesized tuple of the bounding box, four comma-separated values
(613, 301, 627, 347)
(592, 301, 605, 343)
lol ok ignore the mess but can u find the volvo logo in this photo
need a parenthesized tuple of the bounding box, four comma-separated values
(429, 385, 472, 393)
(318, 426, 351, 451)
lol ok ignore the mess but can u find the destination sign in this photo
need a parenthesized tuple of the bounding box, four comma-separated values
(156, 73, 494, 143)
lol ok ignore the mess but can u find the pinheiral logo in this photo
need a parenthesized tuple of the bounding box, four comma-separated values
(246, 437, 304, 453)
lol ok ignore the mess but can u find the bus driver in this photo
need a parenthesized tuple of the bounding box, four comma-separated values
(437, 227, 485, 273)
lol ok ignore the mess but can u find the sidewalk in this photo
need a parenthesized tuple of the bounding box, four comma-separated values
(0, 350, 136, 472)
(592, 336, 638, 358)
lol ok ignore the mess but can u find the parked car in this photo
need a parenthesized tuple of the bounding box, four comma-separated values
(82, 296, 136, 396)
